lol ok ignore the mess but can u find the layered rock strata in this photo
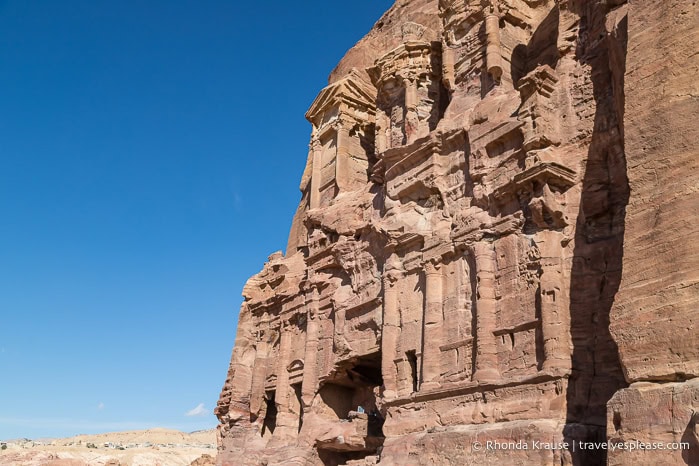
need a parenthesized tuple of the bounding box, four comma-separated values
(216, 0, 698, 465)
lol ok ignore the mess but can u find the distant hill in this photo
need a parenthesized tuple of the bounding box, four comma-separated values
(0, 428, 217, 465)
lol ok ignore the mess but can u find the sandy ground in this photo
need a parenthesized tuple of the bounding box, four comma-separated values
(0, 428, 216, 466)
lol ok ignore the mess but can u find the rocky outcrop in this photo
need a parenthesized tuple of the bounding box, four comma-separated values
(216, 0, 698, 465)
(605, 0, 699, 465)
(190, 454, 217, 466)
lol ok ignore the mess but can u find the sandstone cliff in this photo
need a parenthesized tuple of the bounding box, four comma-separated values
(216, 1, 698, 465)
(606, 1, 699, 465)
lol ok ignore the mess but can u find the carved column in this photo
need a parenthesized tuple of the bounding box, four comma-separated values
(381, 261, 402, 399)
(249, 329, 271, 417)
(335, 115, 351, 192)
(485, 3, 503, 81)
(472, 241, 500, 382)
(421, 261, 444, 389)
(310, 137, 322, 209)
(301, 287, 320, 410)
(376, 112, 388, 153)
(442, 46, 456, 92)
(537, 230, 571, 373)
(404, 77, 419, 144)
(274, 319, 295, 430)
(456, 254, 473, 377)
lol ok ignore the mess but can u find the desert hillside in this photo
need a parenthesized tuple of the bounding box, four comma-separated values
(0, 428, 216, 466)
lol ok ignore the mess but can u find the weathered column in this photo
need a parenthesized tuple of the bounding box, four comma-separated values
(442, 46, 456, 92)
(381, 262, 402, 400)
(333, 305, 351, 356)
(472, 241, 500, 383)
(404, 77, 419, 144)
(536, 230, 572, 373)
(273, 319, 296, 431)
(376, 112, 388, 153)
(335, 115, 351, 192)
(249, 329, 271, 417)
(485, 6, 503, 81)
(421, 261, 444, 390)
(310, 137, 322, 209)
(301, 287, 320, 410)
(456, 254, 473, 377)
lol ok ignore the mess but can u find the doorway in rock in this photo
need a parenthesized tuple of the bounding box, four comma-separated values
(319, 352, 384, 421)
(315, 352, 385, 464)
(261, 390, 277, 438)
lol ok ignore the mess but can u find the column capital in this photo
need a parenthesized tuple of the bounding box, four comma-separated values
(470, 240, 495, 257)
(383, 253, 405, 284)
(383, 269, 404, 286)
(307, 302, 320, 321)
(424, 260, 443, 275)
(280, 318, 292, 330)
(333, 112, 354, 130)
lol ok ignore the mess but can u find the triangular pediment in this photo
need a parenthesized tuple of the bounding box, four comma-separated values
(305, 69, 377, 125)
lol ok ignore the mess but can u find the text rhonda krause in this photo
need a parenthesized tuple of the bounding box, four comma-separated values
(481, 440, 690, 451)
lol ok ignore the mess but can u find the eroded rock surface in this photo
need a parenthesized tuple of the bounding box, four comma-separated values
(216, 1, 698, 465)
(605, 0, 699, 465)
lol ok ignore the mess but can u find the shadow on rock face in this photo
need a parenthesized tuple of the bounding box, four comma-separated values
(564, 1, 630, 465)
(682, 410, 699, 465)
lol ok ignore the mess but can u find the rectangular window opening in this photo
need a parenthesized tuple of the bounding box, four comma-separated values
(406, 350, 418, 392)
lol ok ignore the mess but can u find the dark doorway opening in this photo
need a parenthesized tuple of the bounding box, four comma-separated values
(406, 350, 419, 392)
(261, 390, 277, 437)
(315, 352, 385, 465)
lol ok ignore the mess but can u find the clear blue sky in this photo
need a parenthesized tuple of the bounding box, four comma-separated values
(0, 0, 392, 439)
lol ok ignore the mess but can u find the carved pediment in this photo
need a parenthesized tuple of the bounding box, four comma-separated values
(287, 359, 304, 373)
(305, 69, 377, 127)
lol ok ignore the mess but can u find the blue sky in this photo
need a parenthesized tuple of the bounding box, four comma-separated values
(0, 0, 392, 439)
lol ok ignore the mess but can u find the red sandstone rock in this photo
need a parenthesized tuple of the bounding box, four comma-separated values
(605, 0, 699, 464)
(216, 0, 698, 465)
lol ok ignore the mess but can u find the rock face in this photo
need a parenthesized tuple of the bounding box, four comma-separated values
(216, 1, 698, 465)
(605, 0, 699, 465)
